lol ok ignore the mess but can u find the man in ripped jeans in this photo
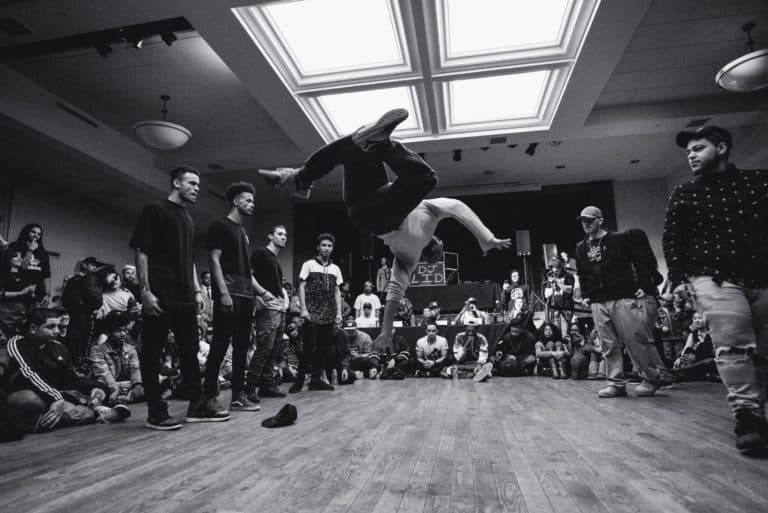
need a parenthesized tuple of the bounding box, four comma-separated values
(664, 125, 768, 454)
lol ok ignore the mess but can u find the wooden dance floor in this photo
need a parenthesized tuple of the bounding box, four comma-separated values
(2, 378, 768, 513)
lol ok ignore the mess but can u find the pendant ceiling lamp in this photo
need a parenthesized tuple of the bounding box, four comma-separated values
(716, 22, 768, 92)
(133, 94, 191, 150)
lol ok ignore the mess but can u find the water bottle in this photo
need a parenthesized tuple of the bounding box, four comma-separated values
(452, 364, 459, 382)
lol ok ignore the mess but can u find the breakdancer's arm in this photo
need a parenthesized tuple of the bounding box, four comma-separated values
(426, 198, 511, 253)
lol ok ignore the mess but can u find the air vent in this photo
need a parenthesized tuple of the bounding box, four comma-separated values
(55, 102, 98, 128)
(208, 189, 226, 201)
(686, 118, 709, 128)
(207, 163, 224, 171)
(489, 136, 507, 145)
(0, 17, 31, 37)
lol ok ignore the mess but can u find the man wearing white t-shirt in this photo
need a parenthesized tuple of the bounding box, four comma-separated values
(354, 281, 382, 318)
(355, 302, 378, 328)
(412, 323, 451, 377)
(259, 109, 510, 350)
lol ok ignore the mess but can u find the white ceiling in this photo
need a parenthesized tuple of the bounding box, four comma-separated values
(0, 0, 766, 217)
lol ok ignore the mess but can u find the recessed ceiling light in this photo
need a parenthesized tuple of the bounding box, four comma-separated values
(555, 165, 565, 169)
(630, 159, 640, 164)
(483, 170, 494, 175)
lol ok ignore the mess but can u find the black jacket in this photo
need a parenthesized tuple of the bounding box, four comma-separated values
(575, 229, 661, 303)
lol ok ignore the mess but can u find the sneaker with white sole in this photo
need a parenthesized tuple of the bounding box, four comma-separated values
(351, 109, 409, 151)
(634, 380, 660, 397)
(598, 384, 628, 398)
(145, 401, 181, 431)
(230, 392, 261, 412)
(473, 362, 493, 382)
(185, 397, 230, 423)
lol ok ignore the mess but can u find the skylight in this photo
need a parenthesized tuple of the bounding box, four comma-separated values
(317, 86, 420, 136)
(443, 0, 571, 58)
(262, 0, 406, 76)
(447, 71, 550, 126)
(234, 0, 599, 141)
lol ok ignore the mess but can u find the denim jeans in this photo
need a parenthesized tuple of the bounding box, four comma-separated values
(298, 136, 437, 235)
(204, 295, 253, 398)
(247, 309, 284, 389)
(688, 277, 768, 416)
(140, 305, 201, 412)
(591, 296, 662, 385)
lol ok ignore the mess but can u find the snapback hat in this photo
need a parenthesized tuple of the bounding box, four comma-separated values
(675, 125, 732, 149)
(577, 206, 603, 221)
(343, 319, 357, 330)
(261, 404, 298, 428)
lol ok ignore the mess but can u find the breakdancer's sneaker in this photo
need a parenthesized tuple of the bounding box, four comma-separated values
(352, 108, 409, 151)
(734, 410, 768, 453)
(258, 167, 312, 199)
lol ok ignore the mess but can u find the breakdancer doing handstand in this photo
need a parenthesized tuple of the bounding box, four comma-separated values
(259, 109, 511, 347)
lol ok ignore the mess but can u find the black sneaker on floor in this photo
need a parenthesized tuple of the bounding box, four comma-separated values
(230, 392, 260, 412)
(308, 380, 335, 391)
(185, 398, 230, 423)
(288, 379, 304, 394)
(351, 108, 409, 151)
(145, 401, 182, 431)
(734, 410, 768, 453)
(259, 385, 287, 398)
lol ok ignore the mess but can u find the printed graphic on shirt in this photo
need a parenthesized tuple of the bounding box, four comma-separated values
(299, 259, 343, 324)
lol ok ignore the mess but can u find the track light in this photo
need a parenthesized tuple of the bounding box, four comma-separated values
(161, 32, 177, 46)
(95, 43, 113, 58)
(453, 150, 462, 162)
(525, 143, 538, 157)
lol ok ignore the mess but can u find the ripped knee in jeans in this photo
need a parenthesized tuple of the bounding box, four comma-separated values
(715, 345, 755, 363)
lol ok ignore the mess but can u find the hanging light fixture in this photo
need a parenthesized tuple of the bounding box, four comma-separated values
(716, 22, 768, 92)
(133, 94, 191, 150)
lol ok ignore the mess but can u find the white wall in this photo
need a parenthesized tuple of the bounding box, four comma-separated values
(613, 177, 671, 280)
(6, 179, 137, 296)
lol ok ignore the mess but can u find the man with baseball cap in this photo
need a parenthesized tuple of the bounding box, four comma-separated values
(574, 205, 666, 398)
(664, 125, 768, 453)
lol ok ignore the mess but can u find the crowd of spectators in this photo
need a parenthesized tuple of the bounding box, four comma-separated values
(0, 218, 718, 442)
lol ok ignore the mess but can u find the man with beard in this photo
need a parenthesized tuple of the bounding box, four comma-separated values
(575, 205, 665, 399)
(130, 165, 228, 430)
(664, 126, 768, 453)
(247, 224, 289, 400)
(61, 256, 105, 359)
(492, 318, 537, 377)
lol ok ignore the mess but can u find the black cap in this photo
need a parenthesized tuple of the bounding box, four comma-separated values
(82, 256, 106, 266)
(261, 404, 297, 428)
(343, 319, 357, 329)
(675, 126, 732, 149)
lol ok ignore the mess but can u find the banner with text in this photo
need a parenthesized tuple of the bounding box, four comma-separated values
(410, 262, 446, 287)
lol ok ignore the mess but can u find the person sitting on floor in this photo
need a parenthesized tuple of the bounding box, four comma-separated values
(419, 301, 443, 326)
(328, 319, 355, 386)
(568, 323, 594, 380)
(449, 321, 492, 381)
(342, 319, 379, 378)
(673, 312, 718, 382)
(492, 317, 537, 376)
(412, 323, 451, 377)
(535, 323, 570, 379)
(3, 308, 130, 433)
(90, 311, 144, 405)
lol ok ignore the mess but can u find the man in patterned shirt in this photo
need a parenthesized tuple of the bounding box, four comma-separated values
(663, 125, 768, 453)
(298, 233, 343, 391)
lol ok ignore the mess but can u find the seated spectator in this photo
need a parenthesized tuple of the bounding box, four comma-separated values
(450, 321, 492, 381)
(96, 267, 137, 319)
(656, 293, 686, 366)
(8, 224, 51, 307)
(354, 280, 382, 318)
(673, 312, 718, 382)
(355, 302, 379, 328)
(284, 282, 302, 316)
(326, 319, 355, 386)
(340, 281, 353, 320)
(568, 323, 601, 380)
(61, 257, 105, 359)
(394, 296, 415, 326)
(342, 319, 379, 379)
(412, 323, 451, 377)
(492, 318, 536, 376)
(419, 301, 443, 326)
(454, 297, 489, 325)
(0, 248, 37, 339)
(535, 323, 570, 379)
(121, 265, 142, 303)
(4, 308, 130, 433)
(90, 311, 144, 404)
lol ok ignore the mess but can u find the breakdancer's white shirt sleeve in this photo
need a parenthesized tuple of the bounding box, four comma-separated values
(386, 258, 418, 303)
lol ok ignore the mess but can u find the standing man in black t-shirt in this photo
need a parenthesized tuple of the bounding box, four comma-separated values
(130, 166, 229, 431)
(247, 224, 289, 400)
(204, 182, 265, 412)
